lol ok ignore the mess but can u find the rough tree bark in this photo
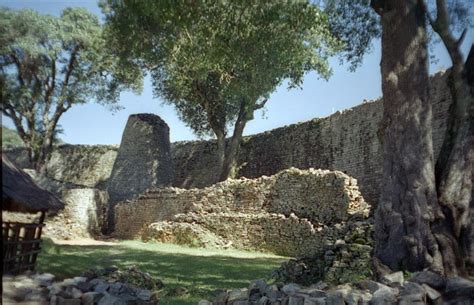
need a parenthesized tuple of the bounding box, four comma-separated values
(373, 0, 474, 276)
(427, 0, 474, 276)
(218, 98, 268, 182)
(372, 0, 444, 273)
(219, 100, 249, 181)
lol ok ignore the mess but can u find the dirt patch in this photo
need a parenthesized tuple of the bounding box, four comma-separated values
(51, 237, 118, 246)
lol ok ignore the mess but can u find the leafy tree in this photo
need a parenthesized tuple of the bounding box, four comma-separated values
(370, 0, 473, 276)
(102, 1, 342, 182)
(323, 0, 381, 71)
(0, 7, 142, 171)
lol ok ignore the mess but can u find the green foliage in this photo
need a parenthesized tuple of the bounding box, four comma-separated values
(2, 125, 24, 147)
(1, 125, 65, 148)
(37, 240, 286, 305)
(0, 7, 142, 167)
(102, 1, 342, 138)
(323, 0, 380, 71)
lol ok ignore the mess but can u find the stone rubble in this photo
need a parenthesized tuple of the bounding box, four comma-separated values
(115, 168, 371, 259)
(200, 272, 474, 305)
(2, 266, 162, 305)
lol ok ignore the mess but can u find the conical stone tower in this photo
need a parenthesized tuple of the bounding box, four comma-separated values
(106, 113, 173, 233)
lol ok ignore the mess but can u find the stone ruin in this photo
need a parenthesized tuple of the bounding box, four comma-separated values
(3, 72, 453, 241)
(114, 168, 371, 258)
(106, 113, 173, 232)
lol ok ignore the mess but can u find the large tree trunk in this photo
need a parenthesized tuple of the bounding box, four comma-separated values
(215, 129, 226, 182)
(218, 101, 249, 182)
(433, 40, 474, 275)
(373, 0, 444, 272)
(427, 0, 474, 276)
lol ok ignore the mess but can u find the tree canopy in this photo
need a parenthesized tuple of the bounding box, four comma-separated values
(0, 7, 142, 169)
(103, 0, 343, 181)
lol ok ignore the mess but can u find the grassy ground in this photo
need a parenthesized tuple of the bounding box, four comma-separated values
(37, 239, 287, 305)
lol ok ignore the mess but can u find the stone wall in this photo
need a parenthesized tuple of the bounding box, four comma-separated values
(172, 71, 451, 205)
(3, 147, 116, 239)
(106, 114, 173, 231)
(3, 71, 451, 235)
(114, 168, 371, 257)
(4, 144, 118, 189)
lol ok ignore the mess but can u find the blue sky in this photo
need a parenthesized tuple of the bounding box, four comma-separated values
(1, 0, 472, 144)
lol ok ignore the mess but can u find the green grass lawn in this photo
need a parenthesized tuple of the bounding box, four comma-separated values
(37, 239, 287, 305)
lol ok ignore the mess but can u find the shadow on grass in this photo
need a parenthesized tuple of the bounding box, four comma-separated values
(37, 240, 286, 305)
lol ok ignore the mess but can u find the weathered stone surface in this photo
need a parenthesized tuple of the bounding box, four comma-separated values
(257, 296, 270, 305)
(4, 73, 451, 239)
(381, 272, 404, 287)
(137, 289, 152, 301)
(398, 282, 425, 305)
(98, 292, 126, 305)
(4, 186, 110, 240)
(288, 295, 304, 305)
(408, 271, 446, 290)
(4, 272, 158, 305)
(33, 273, 55, 287)
(171, 72, 451, 208)
(444, 277, 474, 300)
(303, 297, 326, 305)
(228, 289, 249, 302)
(24, 290, 47, 302)
(421, 284, 441, 302)
(249, 279, 268, 295)
(115, 168, 371, 258)
(107, 113, 173, 232)
(282, 284, 301, 296)
(94, 282, 110, 294)
(358, 280, 389, 294)
(370, 285, 398, 305)
(77, 281, 95, 292)
(299, 288, 326, 298)
(325, 290, 344, 305)
(82, 292, 105, 305)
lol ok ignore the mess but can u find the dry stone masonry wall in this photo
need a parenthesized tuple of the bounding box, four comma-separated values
(4, 144, 118, 189)
(172, 71, 451, 205)
(106, 113, 174, 231)
(114, 168, 371, 258)
(3, 71, 452, 237)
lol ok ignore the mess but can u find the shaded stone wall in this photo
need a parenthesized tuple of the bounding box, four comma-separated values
(3, 147, 117, 239)
(172, 71, 451, 205)
(114, 168, 370, 257)
(4, 72, 451, 236)
(106, 114, 173, 231)
(4, 145, 118, 189)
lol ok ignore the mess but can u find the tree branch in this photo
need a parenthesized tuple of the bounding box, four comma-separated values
(253, 98, 268, 110)
(10, 53, 25, 86)
(2, 105, 30, 146)
(456, 29, 467, 48)
(43, 56, 57, 126)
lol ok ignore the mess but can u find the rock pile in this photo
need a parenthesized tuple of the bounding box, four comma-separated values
(2, 266, 162, 305)
(115, 168, 371, 259)
(275, 220, 373, 286)
(199, 272, 474, 305)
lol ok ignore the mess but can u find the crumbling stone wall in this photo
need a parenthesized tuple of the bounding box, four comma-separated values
(3, 147, 117, 239)
(106, 114, 173, 232)
(4, 72, 451, 236)
(114, 168, 371, 257)
(4, 144, 118, 188)
(172, 71, 451, 205)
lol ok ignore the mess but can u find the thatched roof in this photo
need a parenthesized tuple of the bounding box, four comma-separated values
(2, 154, 64, 213)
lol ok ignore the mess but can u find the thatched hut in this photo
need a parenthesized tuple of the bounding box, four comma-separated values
(2, 154, 64, 274)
